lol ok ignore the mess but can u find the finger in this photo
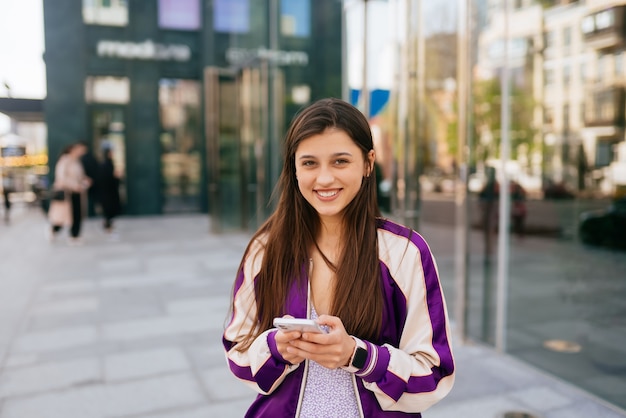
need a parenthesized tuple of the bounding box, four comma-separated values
(282, 352, 305, 365)
(274, 330, 302, 343)
(315, 315, 346, 332)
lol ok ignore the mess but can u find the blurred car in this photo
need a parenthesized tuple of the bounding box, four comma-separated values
(543, 182, 575, 199)
(579, 198, 626, 249)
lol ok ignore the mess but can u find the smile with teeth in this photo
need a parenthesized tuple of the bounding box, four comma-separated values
(316, 190, 339, 198)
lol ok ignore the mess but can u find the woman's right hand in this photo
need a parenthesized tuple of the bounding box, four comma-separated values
(274, 316, 306, 365)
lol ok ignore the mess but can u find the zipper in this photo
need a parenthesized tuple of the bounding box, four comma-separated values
(352, 374, 365, 418)
(296, 258, 365, 417)
(294, 259, 314, 417)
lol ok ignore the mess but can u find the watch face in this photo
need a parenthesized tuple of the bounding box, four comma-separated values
(352, 347, 368, 369)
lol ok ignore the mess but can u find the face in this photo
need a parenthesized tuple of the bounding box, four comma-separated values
(295, 128, 374, 223)
(71, 144, 87, 158)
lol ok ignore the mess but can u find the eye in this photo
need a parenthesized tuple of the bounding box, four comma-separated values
(334, 158, 350, 165)
(301, 160, 316, 167)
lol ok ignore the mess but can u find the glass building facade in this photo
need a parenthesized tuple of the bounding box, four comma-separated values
(43, 0, 342, 228)
(363, 0, 626, 411)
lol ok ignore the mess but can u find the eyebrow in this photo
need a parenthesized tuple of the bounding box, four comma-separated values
(298, 152, 353, 160)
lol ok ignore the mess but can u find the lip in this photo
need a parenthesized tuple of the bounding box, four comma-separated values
(315, 189, 341, 201)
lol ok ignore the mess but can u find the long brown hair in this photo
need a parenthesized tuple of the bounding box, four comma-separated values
(235, 98, 383, 350)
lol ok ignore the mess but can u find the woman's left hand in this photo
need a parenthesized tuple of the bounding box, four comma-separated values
(286, 315, 356, 370)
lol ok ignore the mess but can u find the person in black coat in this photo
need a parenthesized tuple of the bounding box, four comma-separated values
(79, 141, 100, 217)
(99, 146, 121, 233)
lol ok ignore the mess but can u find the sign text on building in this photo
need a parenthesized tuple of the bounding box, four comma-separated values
(97, 40, 191, 62)
(226, 47, 309, 67)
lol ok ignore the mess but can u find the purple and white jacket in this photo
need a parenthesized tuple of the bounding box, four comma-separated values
(223, 218, 455, 417)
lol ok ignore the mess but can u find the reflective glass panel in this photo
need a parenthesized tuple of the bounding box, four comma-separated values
(159, 79, 202, 213)
(82, 0, 128, 26)
(158, 0, 200, 30)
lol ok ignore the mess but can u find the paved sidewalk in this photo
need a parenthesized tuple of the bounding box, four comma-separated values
(0, 207, 624, 418)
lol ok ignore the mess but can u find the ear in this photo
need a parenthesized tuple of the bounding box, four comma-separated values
(365, 150, 375, 177)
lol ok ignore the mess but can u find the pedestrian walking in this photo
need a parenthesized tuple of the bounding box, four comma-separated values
(47, 142, 91, 245)
(99, 144, 121, 237)
(2, 171, 14, 224)
(510, 180, 527, 238)
(223, 98, 455, 417)
(478, 167, 499, 255)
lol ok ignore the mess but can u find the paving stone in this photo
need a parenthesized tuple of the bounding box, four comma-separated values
(509, 386, 573, 412)
(12, 326, 98, 353)
(0, 357, 100, 398)
(427, 395, 529, 418)
(199, 366, 257, 402)
(545, 401, 626, 418)
(165, 296, 229, 316)
(144, 403, 250, 418)
(101, 315, 210, 342)
(97, 258, 143, 274)
(97, 273, 197, 290)
(29, 297, 99, 316)
(2, 353, 39, 369)
(0, 374, 206, 418)
(104, 347, 189, 381)
(36, 280, 97, 299)
(190, 399, 253, 418)
(185, 340, 225, 369)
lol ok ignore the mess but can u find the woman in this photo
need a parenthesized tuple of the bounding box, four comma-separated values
(48, 142, 91, 245)
(223, 98, 455, 417)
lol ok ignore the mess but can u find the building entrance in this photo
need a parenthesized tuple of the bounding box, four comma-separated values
(204, 66, 283, 231)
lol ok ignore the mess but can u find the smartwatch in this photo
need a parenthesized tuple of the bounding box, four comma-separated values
(343, 337, 368, 373)
(351, 345, 368, 369)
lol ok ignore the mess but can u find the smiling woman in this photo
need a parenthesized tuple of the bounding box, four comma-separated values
(295, 128, 375, 223)
(223, 98, 455, 417)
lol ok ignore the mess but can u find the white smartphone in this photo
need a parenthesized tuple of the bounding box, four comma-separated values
(273, 317, 328, 334)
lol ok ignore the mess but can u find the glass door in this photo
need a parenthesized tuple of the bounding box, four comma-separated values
(204, 66, 269, 232)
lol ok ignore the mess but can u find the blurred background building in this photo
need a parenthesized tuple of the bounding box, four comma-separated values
(42, 0, 342, 229)
(1, 0, 625, 413)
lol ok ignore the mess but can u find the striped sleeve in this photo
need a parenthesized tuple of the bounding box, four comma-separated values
(358, 226, 455, 412)
(222, 241, 300, 394)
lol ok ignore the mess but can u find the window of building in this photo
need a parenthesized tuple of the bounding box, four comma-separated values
(596, 138, 617, 166)
(581, 15, 594, 34)
(83, 0, 128, 26)
(281, 0, 311, 38)
(544, 106, 554, 124)
(615, 52, 623, 77)
(597, 53, 606, 82)
(580, 101, 585, 124)
(544, 30, 555, 58)
(580, 62, 587, 82)
(595, 9, 614, 32)
(85, 76, 130, 104)
(158, 0, 200, 30)
(563, 26, 572, 56)
(214, 0, 249, 33)
(563, 64, 571, 86)
(593, 89, 616, 123)
(544, 68, 554, 86)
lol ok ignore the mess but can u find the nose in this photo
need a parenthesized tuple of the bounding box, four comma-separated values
(317, 164, 335, 185)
